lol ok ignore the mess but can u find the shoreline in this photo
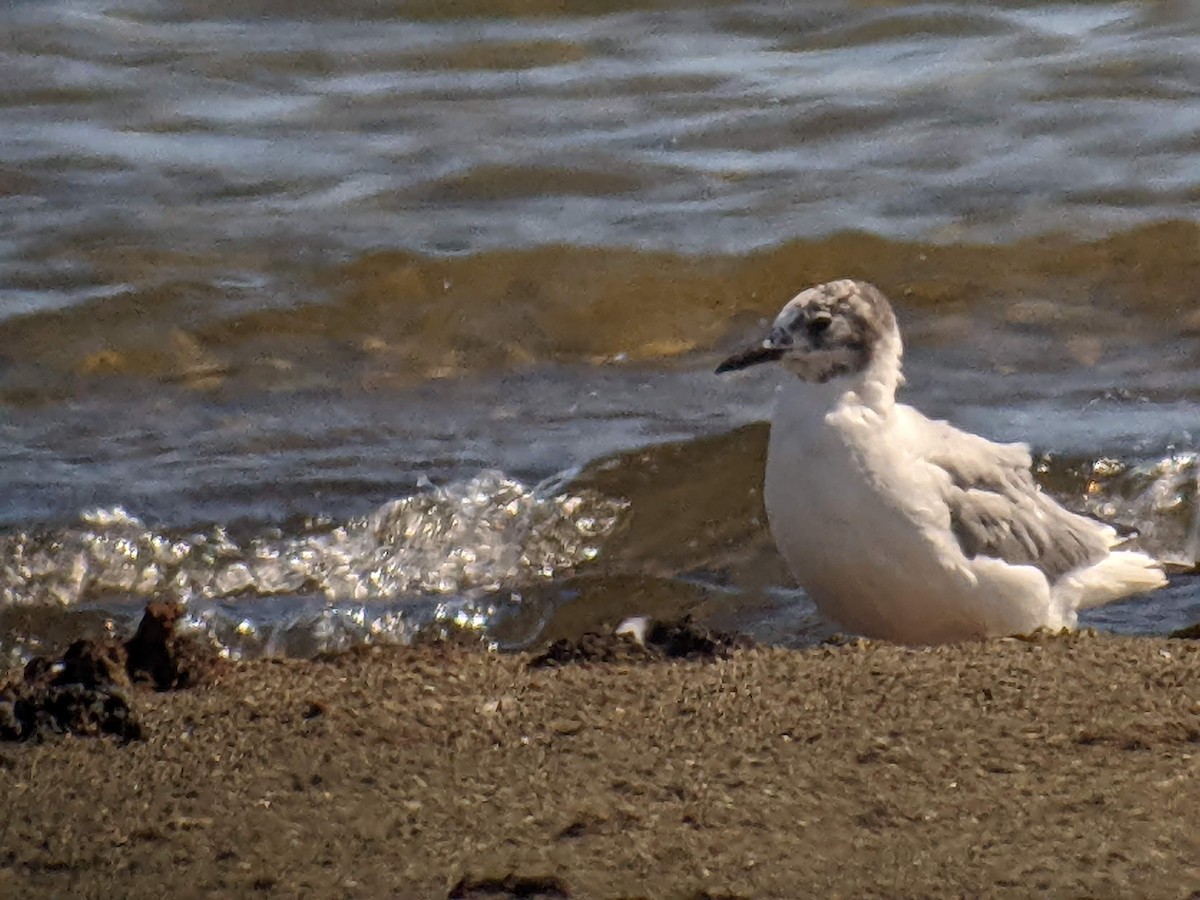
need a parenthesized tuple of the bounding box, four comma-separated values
(2, 630, 1198, 898)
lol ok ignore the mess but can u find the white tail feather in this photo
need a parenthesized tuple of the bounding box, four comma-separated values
(1055, 550, 1168, 612)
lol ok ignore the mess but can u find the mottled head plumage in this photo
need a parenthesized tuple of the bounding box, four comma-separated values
(716, 279, 900, 384)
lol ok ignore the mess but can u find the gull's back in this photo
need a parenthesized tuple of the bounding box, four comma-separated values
(895, 403, 1166, 615)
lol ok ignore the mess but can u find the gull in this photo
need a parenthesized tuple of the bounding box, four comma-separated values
(717, 279, 1167, 644)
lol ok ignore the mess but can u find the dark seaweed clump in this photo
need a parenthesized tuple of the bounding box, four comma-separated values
(0, 601, 221, 742)
(530, 616, 750, 668)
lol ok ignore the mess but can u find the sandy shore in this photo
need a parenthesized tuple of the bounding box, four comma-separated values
(1, 630, 1198, 899)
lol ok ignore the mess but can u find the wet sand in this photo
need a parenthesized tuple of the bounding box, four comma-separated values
(2, 630, 1198, 899)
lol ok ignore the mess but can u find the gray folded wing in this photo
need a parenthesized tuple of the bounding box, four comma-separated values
(916, 416, 1111, 582)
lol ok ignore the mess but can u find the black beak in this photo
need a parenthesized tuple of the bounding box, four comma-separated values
(715, 327, 789, 374)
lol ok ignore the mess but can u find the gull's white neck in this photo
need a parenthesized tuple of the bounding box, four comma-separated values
(776, 333, 904, 428)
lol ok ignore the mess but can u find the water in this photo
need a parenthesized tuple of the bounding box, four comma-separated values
(1, 0, 1199, 661)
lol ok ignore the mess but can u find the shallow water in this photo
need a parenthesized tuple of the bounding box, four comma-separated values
(2, 0, 1199, 659)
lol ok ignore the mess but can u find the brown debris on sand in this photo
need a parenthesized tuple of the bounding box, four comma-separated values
(0, 639, 141, 743)
(529, 616, 751, 667)
(0, 600, 221, 742)
(126, 600, 222, 690)
(447, 872, 570, 899)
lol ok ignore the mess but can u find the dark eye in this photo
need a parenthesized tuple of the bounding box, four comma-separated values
(808, 312, 833, 336)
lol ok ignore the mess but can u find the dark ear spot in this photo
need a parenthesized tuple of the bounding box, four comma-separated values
(807, 311, 833, 337)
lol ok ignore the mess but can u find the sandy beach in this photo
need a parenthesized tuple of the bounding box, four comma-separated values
(2, 628, 1197, 899)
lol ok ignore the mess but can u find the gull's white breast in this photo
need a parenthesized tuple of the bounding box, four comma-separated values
(764, 385, 1062, 643)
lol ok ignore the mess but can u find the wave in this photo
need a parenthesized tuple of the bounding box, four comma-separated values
(0, 471, 624, 662)
(3, 222, 1200, 402)
(1, 430, 1195, 662)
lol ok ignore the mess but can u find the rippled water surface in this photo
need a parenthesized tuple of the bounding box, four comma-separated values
(1, 0, 1199, 658)
(8, 0, 1200, 270)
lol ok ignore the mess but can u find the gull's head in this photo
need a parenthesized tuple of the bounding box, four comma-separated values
(716, 279, 901, 386)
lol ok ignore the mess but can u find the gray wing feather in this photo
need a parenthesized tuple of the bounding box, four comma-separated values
(915, 415, 1111, 582)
